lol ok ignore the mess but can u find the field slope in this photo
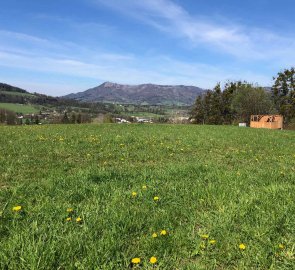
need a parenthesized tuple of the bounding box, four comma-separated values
(0, 102, 40, 114)
(0, 124, 295, 269)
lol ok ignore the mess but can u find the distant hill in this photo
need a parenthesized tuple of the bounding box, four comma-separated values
(0, 82, 63, 106)
(0, 83, 31, 94)
(64, 82, 205, 105)
(0, 82, 137, 115)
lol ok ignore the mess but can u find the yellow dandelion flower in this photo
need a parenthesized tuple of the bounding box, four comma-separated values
(239, 243, 246, 250)
(66, 217, 72, 221)
(153, 196, 159, 201)
(200, 241, 206, 249)
(131, 257, 141, 264)
(142, 185, 147, 190)
(279, 244, 285, 249)
(152, 233, 158, 238)
(160, 230, 167, 236)
(209, 239, 216, 244)
(67, 208, 73, 212)
(150, 256, 157, 264)
(132, 192, 137, 197)
(12, 206, 22, 212)
(201, 234, 209, 239)
(76, 217, 82, 222)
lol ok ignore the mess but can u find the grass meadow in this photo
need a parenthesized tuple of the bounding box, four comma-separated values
(0, 103, 39, 114)
(0, 124, 295, 269)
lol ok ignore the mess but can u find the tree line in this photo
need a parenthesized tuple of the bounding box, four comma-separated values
(190, 68, 295, 126)
(0, 109, 18, 125)
(0, 110, 93, 125)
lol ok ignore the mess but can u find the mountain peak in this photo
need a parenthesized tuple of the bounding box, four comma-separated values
(64, 82, 205, 105)
(101, 82, 121, 88)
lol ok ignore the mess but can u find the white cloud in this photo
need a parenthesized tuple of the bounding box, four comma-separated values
(94, 0, 295, 63)
(0, 47, 272, 96)
(1, 0, 290, 95)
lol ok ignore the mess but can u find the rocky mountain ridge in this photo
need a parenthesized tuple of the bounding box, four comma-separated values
(64, 82, 205, 105)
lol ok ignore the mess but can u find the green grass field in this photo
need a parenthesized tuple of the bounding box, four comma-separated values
(0, 124, 295, 269)
(0, 91, 35, 98)
(0, 103, 40, 114)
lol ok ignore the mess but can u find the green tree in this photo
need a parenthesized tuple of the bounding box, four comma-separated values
(103, 113, 114, 123)
(6, 111, 16, 125)
(272, 67, 295, 123)
(190, 95, 205, 124)
(191, 81, 275, 125)
(71, 113, 77, 124)
(77, 113, 82, 124)
(232, 84, 275, 123)
(210, 83, 223, 124)
(221, 81, 242, 124)
(0, 109, 6, 123)
(62, 112, 70, 124)
(203, 90, 213, 124)
(35, 115, 40, 125)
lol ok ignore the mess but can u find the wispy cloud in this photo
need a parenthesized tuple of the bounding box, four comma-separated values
(34, 14, 116, 34)
(94, 0, 295, 63)
(0, 29, 134, 61)
(0, 45, 272, 96)
(0, 0, 288, 96)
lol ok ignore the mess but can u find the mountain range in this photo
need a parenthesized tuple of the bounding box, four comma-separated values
(64, 82, 205, 105)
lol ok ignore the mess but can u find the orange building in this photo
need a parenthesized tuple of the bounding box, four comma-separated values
(250, 115, 283, 130)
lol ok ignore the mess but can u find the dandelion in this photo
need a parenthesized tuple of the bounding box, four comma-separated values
(200, 241, 206, 249)
(279, 244, 285, 249)
(66, 217, 72, 221)
(131, 257, 141, 264)
(12, 206, 22, 212)
(160, 230, 167, 236)
(201, 234, 209, 239)
(142, 185, 147, 190)
(152, 232, 158, 238)
(153, 196, 159, 201)
(76, 217, 82, 223)
(150, 256, 157, 264)
(132, 192, 137, 197)
(239, 243, 246, 250)
(209, 239, 216, 245)
(67, 208, 73, 212)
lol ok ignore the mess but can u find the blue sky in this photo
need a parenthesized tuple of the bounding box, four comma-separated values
(0, 0, 295, 96)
